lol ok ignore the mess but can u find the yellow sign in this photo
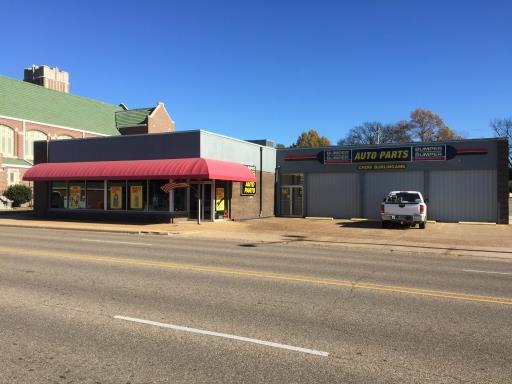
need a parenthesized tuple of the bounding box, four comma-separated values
(110, 186, 123, 209)
(241, 165, 257, 196)
(215, 188, 225, 211)
(357, 164, 407, 171)
(242, 181, 256, 195)
(130, 185, 143, 209)
(69, 186, 81, 209)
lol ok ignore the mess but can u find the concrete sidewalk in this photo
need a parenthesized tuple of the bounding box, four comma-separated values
(0, 212, 511, 259)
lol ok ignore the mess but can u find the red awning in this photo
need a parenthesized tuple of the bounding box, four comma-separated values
(23, 158, 257, 182)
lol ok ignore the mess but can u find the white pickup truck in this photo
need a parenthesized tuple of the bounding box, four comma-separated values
(380, 191, 427, 229)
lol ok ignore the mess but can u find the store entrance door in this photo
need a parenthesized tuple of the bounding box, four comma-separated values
(280, 186, 303, 217)
(189, 183, 212, 221)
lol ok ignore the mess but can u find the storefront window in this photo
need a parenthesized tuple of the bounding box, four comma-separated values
(107, 181, 126, 210)
(174, 185, 188, 212)
(127, 180, 147, 211)
(50, 181, 67, 208)
(281, 174, 304, 185)
(148, 180, 170, 211)
(86, 181, 104, 209)
(68, 181, 86, 209)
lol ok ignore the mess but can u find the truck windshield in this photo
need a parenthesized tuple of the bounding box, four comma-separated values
(386, 193, 421, 204)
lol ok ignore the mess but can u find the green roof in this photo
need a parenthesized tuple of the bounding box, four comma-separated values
(115, 108, 154, 129)
(2, 157, 32, 167)
(0, 75, 122, 135)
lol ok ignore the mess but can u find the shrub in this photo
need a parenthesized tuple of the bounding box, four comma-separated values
(3, 184, 32, 207)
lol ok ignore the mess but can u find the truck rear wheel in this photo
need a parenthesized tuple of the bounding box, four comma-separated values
(419, 221, 426, 229)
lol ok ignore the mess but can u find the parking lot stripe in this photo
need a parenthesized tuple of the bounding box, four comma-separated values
(114, 315, 329, 357)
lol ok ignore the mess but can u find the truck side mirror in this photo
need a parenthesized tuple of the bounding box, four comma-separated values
(424, 198, 429, 204)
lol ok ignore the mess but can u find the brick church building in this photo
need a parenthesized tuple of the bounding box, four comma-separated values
(0, 65, 175, 193)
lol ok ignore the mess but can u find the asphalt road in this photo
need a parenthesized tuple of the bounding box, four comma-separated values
(1, 227, 511, 383)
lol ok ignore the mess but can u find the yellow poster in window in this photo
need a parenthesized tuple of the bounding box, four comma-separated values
(110, 186, 123, 210)
(69, 186, 81, 209)
(130, 185, 143, 209)
(215, 188, 225, 211)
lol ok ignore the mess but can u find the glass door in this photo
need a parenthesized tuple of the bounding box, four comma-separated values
(202, 184, 212, 221)
(189, 183, 213, 221)
(291, 187, 303, 216)
(189, 184, 200, 219)
(281, 187, 291, 216)
(280, 186, 303, 217)
(214, 181, 229, 220)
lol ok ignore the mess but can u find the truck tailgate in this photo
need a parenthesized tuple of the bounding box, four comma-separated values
(384, 203, 420, 216)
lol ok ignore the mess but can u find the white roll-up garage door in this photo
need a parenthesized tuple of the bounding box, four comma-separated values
(307, 173, 360, 218)
(428, 170, 497, 222)
(363, 171, 425, 219)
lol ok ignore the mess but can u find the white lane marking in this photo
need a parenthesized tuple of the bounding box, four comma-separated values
(463, 269, 512, 276)
(80, 239, 152, 246)
(114, 315, 329, 357)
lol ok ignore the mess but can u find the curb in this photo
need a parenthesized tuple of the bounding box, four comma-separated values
(0, 222, 141, 235)
(305, 217, 333, 221)
(458, 221, 496, 225)
(0, 222, 177, 236)
(139, 231, 171, 236)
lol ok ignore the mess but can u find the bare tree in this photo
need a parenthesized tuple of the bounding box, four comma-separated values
(338, 121, 413, 145)
(337, 109, 462, 145)
(491, 118, 512, 167)
(338, 122, 387, 145)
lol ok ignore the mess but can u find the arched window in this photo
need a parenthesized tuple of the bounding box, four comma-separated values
(0, 125, 15, 157)
(56, 135, 73, 140)
(25, 130, 47, 160)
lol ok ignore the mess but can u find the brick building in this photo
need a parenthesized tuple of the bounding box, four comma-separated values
(0, 65, 175, 194)
(23, 131, 276, 222)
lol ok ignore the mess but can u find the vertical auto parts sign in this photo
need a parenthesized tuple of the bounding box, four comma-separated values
(241, 165, 257, 196)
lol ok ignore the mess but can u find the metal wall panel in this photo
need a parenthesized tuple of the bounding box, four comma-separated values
(200, 131, 276, 173)
(307, 173, 359, 218)
(363, 172, 425, 219)
(48, 131, 201, 162)
(428, 170, 497, 222)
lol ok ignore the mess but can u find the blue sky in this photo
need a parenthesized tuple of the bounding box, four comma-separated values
(2, 0, 511, 145)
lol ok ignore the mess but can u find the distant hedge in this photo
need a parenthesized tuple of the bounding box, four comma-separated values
(3, 184, 32, 207)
